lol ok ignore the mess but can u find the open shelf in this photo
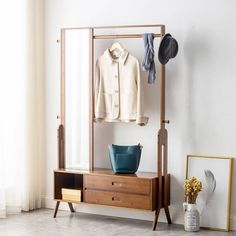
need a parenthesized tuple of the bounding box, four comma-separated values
(54, 171, 83, 200)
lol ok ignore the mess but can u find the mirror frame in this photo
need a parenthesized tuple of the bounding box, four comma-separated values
(60, 28, 94, 171)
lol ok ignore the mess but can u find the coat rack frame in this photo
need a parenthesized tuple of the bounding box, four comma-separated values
(56, 24, 171, 231)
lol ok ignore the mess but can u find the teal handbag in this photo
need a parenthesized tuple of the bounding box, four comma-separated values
(108, 144, 142, 174)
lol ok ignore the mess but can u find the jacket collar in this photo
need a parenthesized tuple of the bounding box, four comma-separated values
(104, 49, 129, 65)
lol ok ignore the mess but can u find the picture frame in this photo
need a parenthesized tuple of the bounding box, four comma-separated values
(186, 155, 233, 231)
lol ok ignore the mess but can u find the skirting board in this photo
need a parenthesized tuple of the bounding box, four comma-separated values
(42, 195, 236, 231)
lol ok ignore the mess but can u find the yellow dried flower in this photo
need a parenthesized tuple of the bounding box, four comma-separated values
(184, 176, 202, 204)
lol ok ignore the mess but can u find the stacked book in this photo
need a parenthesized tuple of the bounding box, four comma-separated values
(61, 188, 82, 202)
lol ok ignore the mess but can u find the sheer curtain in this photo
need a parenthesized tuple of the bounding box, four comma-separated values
(0, 0, 43, 217)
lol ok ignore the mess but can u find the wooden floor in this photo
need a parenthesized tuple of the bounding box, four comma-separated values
(0, 209, 234, 236)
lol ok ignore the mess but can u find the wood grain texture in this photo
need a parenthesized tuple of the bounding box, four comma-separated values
(84, 190, 154, 210)
(54, 168, 158, 179)
(93, 33, 162, 39)
(58, 125, 65, 169)
(151, 177, 157, 210)
(84, 174, 151, 195)
(60, 29, 65, 126)
(89, 28, 94, 171)
(157, 132, 162, 209)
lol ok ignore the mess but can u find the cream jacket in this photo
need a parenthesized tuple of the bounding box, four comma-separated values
(94, 49, 148, 125)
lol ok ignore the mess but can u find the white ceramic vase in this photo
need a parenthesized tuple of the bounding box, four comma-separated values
(183, 203, 200, 232)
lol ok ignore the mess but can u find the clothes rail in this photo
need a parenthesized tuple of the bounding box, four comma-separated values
(61, 24, 165, 30)
(93, 33, 162, 39)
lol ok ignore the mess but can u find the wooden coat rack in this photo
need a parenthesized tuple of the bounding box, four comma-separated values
(56, 24, 171, 231)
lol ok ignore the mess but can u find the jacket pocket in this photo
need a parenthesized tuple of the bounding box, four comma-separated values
(120, 92, 137, 115)
(103, 92, 112, 113)
(96, 92, 112, 114)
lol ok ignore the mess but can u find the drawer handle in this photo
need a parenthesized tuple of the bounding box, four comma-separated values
(112, 197, 121, 202)
(111, 182, 122, 187)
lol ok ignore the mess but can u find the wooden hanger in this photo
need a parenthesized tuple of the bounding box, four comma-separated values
(109, 42, 123, 52)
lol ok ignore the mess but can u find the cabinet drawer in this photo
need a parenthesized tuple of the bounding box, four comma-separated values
(84, 174, 150, 195)
(84, 189, 153, 210)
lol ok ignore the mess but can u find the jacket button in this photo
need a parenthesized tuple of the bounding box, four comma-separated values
(115, 104, 119, 108)
(114, 75, 118, 78)
(115, 90, 119, 93)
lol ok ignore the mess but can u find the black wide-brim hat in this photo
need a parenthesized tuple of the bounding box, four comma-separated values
(158, 33, 178, 65)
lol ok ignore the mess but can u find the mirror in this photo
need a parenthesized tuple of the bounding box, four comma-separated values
(64, 29, 92, 169)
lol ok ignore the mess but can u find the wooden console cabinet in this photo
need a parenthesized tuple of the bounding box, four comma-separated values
(54, 169, 170, 218)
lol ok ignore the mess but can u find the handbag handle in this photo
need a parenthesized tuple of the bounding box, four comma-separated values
(138, 143, 143, 149)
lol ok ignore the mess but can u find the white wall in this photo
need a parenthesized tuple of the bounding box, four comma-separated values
(43, 0, 236, 229)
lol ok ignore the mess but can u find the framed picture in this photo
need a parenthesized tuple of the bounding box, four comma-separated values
(186, 155, 233, 231)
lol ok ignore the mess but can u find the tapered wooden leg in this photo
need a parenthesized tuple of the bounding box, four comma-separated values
(152, 208, 161, 231)
(53, 201, 60, 218)
(68, 202, 75, 212)
(164, 206, 172, 224)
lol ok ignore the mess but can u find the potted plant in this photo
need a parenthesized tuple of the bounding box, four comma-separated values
(183, 176, 202, 232)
